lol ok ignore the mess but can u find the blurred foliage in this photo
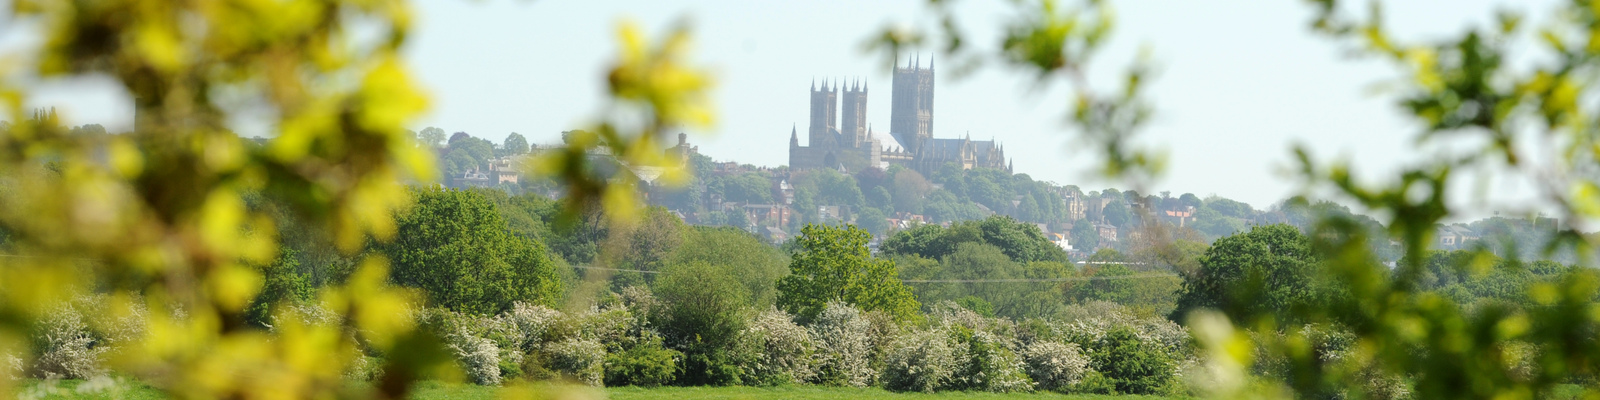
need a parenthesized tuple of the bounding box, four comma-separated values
(888, 0, 1600, 399)
(0, 0, 453, 398)
(532, 21, 713, 228)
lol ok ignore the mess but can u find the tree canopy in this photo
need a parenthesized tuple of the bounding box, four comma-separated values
(776, 224, 920, 322)
(380, 187, 563, 315)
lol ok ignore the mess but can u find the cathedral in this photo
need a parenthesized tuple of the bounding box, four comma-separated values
(788, 56, 1010, 175)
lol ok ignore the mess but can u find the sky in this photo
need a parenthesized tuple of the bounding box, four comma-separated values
(1, 0, 1558, 213)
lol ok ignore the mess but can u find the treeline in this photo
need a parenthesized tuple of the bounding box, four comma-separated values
(17, 183, 1595, 398)
(416, 130, 1568, 266)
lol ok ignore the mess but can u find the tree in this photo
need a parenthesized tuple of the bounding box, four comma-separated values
(447, 134, 496, 172)
(502, 132, 530, 155)
(668, 226, 790, 307)
(1103, 199, 1131, 228)
(892, 169, 933, 214)
(418, 126, 448, 148)
(856, 207, 890, 238)
(380, 187, 563, 315)
(653, 260, 751, 385)
(879, 215, 1067, 264)
(1071, 221, 1100, 252)
(244, 248, 313, 328)
(1178, 193, 1202, 211)
(776, 224, 920, 322)
(1171, 224, 1323, 324)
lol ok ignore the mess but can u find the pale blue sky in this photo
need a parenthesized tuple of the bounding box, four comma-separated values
(2, 0, 1555, 213)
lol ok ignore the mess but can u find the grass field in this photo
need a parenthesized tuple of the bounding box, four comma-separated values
(15, 379, 1177, 400)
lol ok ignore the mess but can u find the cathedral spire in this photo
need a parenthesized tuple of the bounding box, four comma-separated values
(929, 55, 935, 71)
(790, 124, 799, 147)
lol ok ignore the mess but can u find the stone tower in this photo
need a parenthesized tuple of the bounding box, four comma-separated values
(840, 80, 868, 147)
(809, 80, 838, 148)
(889, 55, 934, 154)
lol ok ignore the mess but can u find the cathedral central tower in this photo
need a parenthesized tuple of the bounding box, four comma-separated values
(889, 56, 934, 154)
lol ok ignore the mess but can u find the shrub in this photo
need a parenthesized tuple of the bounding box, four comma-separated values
(544, 338, 605, 386)
(1022, 341, 1092, 392)
(603, 336, 681, 387)
(1089, 326, 1176, 395)
(953, 329, 1032, 393)
(882, 328, 963, 393)
(570, 307, 637, 352)
(653, 261, 750, 385)
(4, 353, 22, 379)
(808, 302, 873, 387)
(736, 307, 817, 385)
(500, 302, 561, 353)
(930, 300, 1000, 333)
(1071, 370, 1118, 394)
(444, 326, 503, 385)
(31, 303, 107, 379)
(862, 309, 902, 376)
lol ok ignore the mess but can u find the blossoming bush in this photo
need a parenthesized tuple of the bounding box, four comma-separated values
(736, 307, 817, 385)
(30, 304, 105, 380)
(1022, 340, 1092, 392)
(544, 338, 605, 386)
(953, 329, 1033, 392)
(862, 309, 902, 375)
(501, 302, 562, 353)
(808, 302, 873, 387)
(881, 327, 964, 392)
(23, 295, 149, 380)
(443, 325, 503, 386)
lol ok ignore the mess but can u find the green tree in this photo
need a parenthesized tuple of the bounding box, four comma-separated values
(776, 224, 920, 322)
(892, 169, 933, 214)
(244, 248, 313, 328)
(879, 215, 1067, 264)
(502, 132, 530, 155)
(1171, 224, 1322, 324)
(380, 187, 563, 315)
(668, 226, 790, 307)
(653, 260, 751, 386)
(1071, 221, 1100, 252)
(856, 207, 890, 238)
(1103, 199, 1131, 228)
(418, 126, 448, 148)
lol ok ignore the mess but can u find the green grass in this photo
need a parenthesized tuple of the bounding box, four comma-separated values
(601, 386, 1172, 400)
(17, 379, 1174, 399)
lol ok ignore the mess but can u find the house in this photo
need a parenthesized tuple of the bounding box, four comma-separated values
(1095, 223, 1118, 244)
(743, 204, 792, 227)
(1049, 233, 1073, 252)
(817, 205, 848, 223)
(1164, 207, 1195, 227)
(487, 156, 522, 185)
(764, 226, 790, 244)
(1437, 225, 1477, 248)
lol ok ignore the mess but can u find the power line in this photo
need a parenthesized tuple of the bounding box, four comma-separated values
(572, 265, 663, 274)
(902, 273, 1177, 283)
(572, 264, 1176, 283)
